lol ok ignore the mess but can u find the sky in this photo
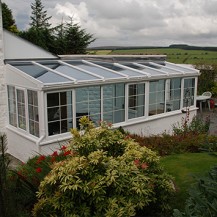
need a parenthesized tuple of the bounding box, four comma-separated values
(3, 0, 217, 47)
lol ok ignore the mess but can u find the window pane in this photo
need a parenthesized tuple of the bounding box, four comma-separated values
(28, 90, 39, 137)
(128, 83, 145, 119)
(48, 121, 60, 135)
(183, 78, 195, 107)
(103, 84, 125, 124)
(149, 80, 165, 116)
(76, 86, 101, 127)
(17, 89, 26, 130)
(8, 86, 17, 127)
(47, 91, 73, 135)
(47, 93, 59, 107)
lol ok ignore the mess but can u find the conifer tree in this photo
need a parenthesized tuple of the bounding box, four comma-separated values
(30, 0, 51, 29)
(2, 2, 18, 33)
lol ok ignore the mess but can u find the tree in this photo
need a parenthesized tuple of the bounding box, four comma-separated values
(19, 0, 54, 51)
(52, 18, 95, 54)
(63, 17, 95, 54)
(30, 0, 51, 29)
(19, 0, 95, 54)
(1, 2, 18, 33)
(196, 63, 217, 95)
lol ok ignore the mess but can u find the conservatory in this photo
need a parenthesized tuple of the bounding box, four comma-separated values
(5, 55, 199, 161)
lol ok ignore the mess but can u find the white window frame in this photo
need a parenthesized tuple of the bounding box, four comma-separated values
(126, 82, 146, 120)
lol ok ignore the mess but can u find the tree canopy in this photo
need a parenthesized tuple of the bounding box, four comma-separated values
(30, 0, 51, 29)
(24, 0, 95, 54)
(1, 2, 18, 33)
(2, 0, 95, 54)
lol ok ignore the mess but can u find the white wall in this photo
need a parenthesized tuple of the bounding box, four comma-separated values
(123, 109, 197, 136)
(6, 128, 39, 162)
(0, 3, 6, 133)
(3, 30, 57, 60)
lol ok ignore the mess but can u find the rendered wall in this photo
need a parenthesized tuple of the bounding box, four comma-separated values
(123, 110, 197, 136)
(0, 3, 6, 133)
(6, 129, 39, 162)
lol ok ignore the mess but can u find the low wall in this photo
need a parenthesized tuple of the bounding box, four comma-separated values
(6, 109, 198, 162)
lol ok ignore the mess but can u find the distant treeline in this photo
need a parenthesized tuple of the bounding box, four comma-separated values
(169, 44, 217, 51)
(89, 44, 217, 51)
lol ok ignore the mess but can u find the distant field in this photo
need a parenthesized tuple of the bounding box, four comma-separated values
(89, 48, 217, 64)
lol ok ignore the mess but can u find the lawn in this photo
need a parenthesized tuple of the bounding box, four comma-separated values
(160, 152, 217, 211)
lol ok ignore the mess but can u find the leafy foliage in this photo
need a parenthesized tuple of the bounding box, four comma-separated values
(33, 117, 174, 217)
(130, 113, 217, 156)
(0, 133, 10, 217)
(173, 165, 217, 217)
(196, 63, 217, 95)
(6, 144, 72, 216)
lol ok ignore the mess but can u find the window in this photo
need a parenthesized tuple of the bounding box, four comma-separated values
(149, 80, 165, 116)
(183, 78, 195, 107)
(103, 83, 125, 123)
(28, 90, 39, 137)
(76, 86, 101, 126)
(17, 89, 26, 130)
(8, 86, 17, 127)
(47, 91, 73, 136)
(166, 78, 181, 112)
(128, 83, 145, 119)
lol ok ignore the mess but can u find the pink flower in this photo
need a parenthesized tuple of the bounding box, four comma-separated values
(107, 122, 112, 127)
(134, 159, 140, 167)
(36, 167, 42, 173)
(141, 163, 148, 170)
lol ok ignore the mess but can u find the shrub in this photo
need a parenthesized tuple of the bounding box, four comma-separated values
(7, 143, 72, 216)
(130, 133, 217, 156)
(130, 111, 216, 156)
(173, 165, 217, 217)
(172, 111, 210, 137)
(33, 117, 174, 217)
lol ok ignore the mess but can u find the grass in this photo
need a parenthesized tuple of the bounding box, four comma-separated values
(107, 48, 217, 64)
(160, 152, 217, 211)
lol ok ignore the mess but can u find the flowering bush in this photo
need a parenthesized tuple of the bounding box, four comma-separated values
(33, 117, 174, 217)
(7, 144, 72, 215)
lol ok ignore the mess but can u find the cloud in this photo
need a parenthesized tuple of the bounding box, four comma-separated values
(3, 0, 217, 46)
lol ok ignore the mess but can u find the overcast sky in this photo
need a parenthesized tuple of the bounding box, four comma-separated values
(3, 0, 217, 47)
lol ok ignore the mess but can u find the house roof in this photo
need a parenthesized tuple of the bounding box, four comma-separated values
(6, 56, 200, 89)
(3, 30, 58, 60)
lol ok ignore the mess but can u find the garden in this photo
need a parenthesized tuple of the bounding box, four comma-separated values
(1, 112, 217, 217)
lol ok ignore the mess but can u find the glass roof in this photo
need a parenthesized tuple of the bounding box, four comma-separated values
(7, 58, 199, 86)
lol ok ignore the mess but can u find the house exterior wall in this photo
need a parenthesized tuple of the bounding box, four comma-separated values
(0, 4, 6, 133)
(6, 128, 39, 162)
(123, 109, 197, 136)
